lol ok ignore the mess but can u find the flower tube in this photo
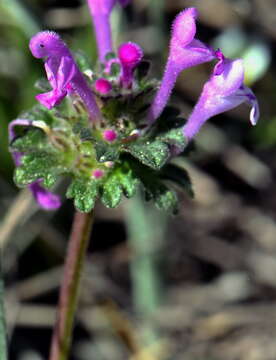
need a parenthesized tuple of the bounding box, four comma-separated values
(148, 8, 215, 124)
(29, 31, 100, 122)
(183, 57, 259, 140)
(87, 0, 131, 62)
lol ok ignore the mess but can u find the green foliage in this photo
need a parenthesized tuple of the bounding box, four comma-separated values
(20, 105, 56, 126)
(11, 128, 46, 151)
(10, 55, 193, 214)
(100, 164, 139, 208)
(95, 141, 119, 162)
(66, 178, 98, 212)
(125, 140, 169, 170)
(158, 127, 187, 150)
(146, 182, 178, 213)
(14, 152, 60, 188)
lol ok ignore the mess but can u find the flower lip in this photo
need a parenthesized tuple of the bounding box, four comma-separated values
(183, 56, 259, 140)
(172, 7, 198, 48)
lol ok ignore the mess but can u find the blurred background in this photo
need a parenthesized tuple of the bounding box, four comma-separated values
(1, 0, 276, 359)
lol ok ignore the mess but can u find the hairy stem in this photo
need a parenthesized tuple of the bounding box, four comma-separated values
(49, 210, 94, 360)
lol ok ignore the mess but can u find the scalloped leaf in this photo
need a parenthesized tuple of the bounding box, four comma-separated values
(100, 165, 140, 207)
(10, 128, 47, 152)
(14, 152, 60, 188)
(20, 105, 56, 126)
(66, 178, 98, 212)
(158, 127, 187, 151)
(125, 140, 169, 170)
(100, 175, 123, 208)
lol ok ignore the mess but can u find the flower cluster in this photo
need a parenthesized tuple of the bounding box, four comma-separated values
(9, 2, 259, 213)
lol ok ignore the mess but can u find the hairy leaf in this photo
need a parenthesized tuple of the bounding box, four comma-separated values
(125, 140, 169, 170)
(66, 178, 98, 212)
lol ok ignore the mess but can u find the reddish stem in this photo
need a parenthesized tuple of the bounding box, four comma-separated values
(49, 210, 94, 360)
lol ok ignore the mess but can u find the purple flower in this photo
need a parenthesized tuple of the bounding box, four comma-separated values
(29, 31, 100, 122)
(29, 181, 61, 210)
(9, 118, 61, 210)
(87, 0, 130, 62)
(118, 42, 143, 88)
(148, 8, 215, 124)
(183, 56, 260, 140)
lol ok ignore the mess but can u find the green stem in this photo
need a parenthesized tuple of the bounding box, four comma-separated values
(48, 210, 94, 360)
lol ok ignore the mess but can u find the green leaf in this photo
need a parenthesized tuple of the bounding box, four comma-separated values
(95, 141, 119, 162)
(66, 178, 98, 212)
(145, 182, 178, 214)
(161, 164, 194, 198)
(10, 128, 46, 152)
(158, 127, 187, 151)
(14, 152, 60, 187)
(100, 175, 123, 208)
(125, 140, 169, 170)
(154, 186, 178, 213)
(126, 158, 178, 213)
(20, 105, 55, 126)
(118, 171, 139, 198)
(100, 165, 139, 207)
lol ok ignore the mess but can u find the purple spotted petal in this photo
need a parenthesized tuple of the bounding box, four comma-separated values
(29, 181, 61, 210)
(183, 57, 259, 140)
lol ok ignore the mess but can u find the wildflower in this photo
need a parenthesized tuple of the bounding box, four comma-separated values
(148, 7, 215, 124)
(183, 56, 260, 140)
(118, 42, 143, 88)
(87, 0, 131, 62)
(9, 119, 61, 210)
(29, 31, 100, 121)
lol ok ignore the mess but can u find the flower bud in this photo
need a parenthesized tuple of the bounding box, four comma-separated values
(118, 42, 143, 88)
(103, 129, 117, 142)
(95, 78, 112, 94)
